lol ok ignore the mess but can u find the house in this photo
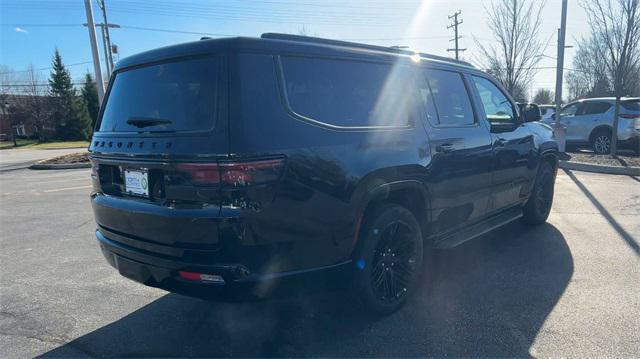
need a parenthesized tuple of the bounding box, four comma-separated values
(0, 95, 52, 141)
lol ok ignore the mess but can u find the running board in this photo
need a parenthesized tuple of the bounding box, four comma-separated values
(432, 207, 523, 248)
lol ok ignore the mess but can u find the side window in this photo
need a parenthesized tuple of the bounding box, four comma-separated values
(280, 56, 416, 128)
(583, 102, 612, 115)
(423, 69, 475, 126)
(560, 103, 580, 116)
(471, 76, 516, 123)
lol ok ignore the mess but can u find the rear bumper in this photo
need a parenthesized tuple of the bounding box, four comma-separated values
(96, 229, 352, 299)
(618, 134, 639, 149)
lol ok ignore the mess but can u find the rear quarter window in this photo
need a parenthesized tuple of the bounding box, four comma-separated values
(622, 100, 639, 111)
(280, 56, 416, 128)
(98, 57, 222, 133)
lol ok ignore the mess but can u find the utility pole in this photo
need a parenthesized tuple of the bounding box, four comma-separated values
(97, 0, 115, 73)
(83, 0, 105, 105)
(99, 24, 111, 74)
(447, 10, 466, 60)
(83, 22, 121, 74)
(553, 0, 568, 152)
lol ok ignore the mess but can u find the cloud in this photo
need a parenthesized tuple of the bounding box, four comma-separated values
(15, 27, 28, 33)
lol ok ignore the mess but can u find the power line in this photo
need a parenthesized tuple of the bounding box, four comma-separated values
(1, 83, 88, 87)
(0, 61, 93, 75)
(119, 25, 235, 37)
(0, 23, 450, 41)
(0, 23, 79, 27)
(3, 1, 410, 26)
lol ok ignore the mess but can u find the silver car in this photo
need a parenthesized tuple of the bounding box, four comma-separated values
(552, 97, 639, 154)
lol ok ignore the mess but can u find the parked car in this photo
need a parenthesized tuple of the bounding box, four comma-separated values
(89, 34, 558, 313)
(538, 105, 556, 123)
(555, 97, 640, 154)
(517, 103, 542, 121)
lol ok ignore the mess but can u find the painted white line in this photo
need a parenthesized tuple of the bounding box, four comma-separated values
(30, 170, 90, 178)
(42, 185, 92, 193)
(30, 178, 91, 186)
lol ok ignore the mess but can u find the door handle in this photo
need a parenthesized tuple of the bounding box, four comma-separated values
(435, 143, 454, 153)
(496, 138, 508, 147)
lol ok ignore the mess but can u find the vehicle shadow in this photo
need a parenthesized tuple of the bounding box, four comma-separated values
(563, 168, 639, 256)
(42, 222, 572, 357)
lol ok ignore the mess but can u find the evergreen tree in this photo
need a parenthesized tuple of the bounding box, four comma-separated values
(48, 49, 92, 140)
(82, 73, 99, 130)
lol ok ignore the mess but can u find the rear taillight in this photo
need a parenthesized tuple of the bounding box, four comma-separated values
(177, 158, 285, 187)
(620, 114, 640, 119)
(175, 163, 220, 185)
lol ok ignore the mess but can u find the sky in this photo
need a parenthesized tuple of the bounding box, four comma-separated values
(1, 0, 590, 98)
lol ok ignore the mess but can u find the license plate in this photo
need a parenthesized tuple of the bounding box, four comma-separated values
(124, 169, 149, 197)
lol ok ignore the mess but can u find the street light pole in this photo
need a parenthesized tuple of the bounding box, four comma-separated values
(553, 0, 568, 152)
(83, 0, 105, 105)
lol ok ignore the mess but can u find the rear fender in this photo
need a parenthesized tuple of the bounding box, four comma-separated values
(350, 177, 431, 256)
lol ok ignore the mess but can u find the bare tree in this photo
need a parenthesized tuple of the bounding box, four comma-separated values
(3, 65, 52, 142)
(475, 0, 548, 100)
(566, 35, 613, 100)
(16, 65, 51, 142)
(0, 65, 18, 103)
(581, 0, 640, 154)
(533, 88, 554, 104)
(0, 66, 22, 144)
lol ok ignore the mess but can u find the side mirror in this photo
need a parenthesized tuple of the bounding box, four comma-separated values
(521, 103, 542, 122)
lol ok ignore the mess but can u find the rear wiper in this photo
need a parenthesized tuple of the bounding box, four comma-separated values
(126, 117, 172, 128)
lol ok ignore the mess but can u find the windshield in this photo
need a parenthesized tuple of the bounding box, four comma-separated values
(98, 57, 222, 133)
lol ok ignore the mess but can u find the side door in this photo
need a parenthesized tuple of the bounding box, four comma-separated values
(417, 68, 494, 236)
(469, 75, 536, 212)
(576, 101, 613, 141)
(558, 102, 584, 141)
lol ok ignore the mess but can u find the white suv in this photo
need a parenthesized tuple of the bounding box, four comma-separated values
(555, 97, 639, 154)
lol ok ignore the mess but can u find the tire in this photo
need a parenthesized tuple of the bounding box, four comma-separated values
(591, 128, 612, 154)
(352, 204, 423, 315)
(522, 161, 556, 225)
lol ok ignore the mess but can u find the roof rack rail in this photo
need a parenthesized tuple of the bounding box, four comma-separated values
(260, 33, 474, 68)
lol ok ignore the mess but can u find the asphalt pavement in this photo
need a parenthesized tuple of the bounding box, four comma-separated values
(0, 157, 638, 357)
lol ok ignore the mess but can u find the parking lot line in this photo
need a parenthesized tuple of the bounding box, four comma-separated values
(42, 185, 92, 193)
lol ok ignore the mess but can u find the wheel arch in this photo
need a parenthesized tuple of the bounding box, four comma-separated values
(589, 125, 612, 143)
(352, 179, 431, 255)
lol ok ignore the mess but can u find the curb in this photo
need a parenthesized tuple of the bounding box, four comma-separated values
(29, 161, 91, 170)
(0, 161, 42, 172)
(559, 160, 640, 176)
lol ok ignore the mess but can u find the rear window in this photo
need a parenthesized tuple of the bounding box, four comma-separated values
(622, 100, 639, 111)
(98, 57, 222, 132)
(280, 56, 416, 128)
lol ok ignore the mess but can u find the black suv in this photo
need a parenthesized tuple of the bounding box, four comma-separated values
(90, 34, 558, 313)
